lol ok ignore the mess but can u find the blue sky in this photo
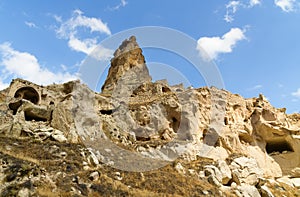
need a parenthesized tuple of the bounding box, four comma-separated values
(0, 0, 300, 113)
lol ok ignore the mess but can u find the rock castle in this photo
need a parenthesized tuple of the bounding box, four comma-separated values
(0, 36, 299, 196)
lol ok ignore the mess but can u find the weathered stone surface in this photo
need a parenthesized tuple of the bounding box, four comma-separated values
(0, 36, 300, 196)
(204, 161, 232, 186)
(51, 129, 68, 143)
(101, 36, 151, 94)
(207, 174, 222, 187)
(260, 185, 274, 197)
(174, 162, 186, 175)
(276, 176, 294, 187)
(86, 148, 100, 167)
(236, 184, 260, 197)
(291, 178, 300, 188)
(291, 167, 300, 178)
(217, 160, 232, 185)
(17, 188, 30, 197)
(245, 146, 282, 178)
(89, 171, 100, 181)
(230, 157, 263, 185)
(204, 165, 223, 184)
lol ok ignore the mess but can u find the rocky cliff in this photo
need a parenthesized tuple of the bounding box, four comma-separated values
(0, 36, 300, 196)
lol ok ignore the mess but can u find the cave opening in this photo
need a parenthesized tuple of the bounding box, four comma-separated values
(162, 86, 170, 93)
(266, 139, 294, 154)
(24, 111, 48, 122)
(14, 87, 39, 104)
(100, 109, 114, 115)
(171, 117, 180, 133)
(9, 100, 23, 115)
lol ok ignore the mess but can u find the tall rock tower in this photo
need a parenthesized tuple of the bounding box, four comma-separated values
(101, 36, 152, 95)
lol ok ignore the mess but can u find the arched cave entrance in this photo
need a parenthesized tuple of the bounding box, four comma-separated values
(14, 87, 40, 104)
(266, 138, 294, 154)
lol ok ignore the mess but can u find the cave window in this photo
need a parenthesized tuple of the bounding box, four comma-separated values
(100, 109, 113, 115)
(14, 87, 39, 104)
(9, 100, 22, 115)
(171, 117, 180, 133)
(224, 117, 229, 125)
(162, 87, 170, 93)
(266, 139, 294, 154)
(63, 82, 74, 94)
(24, 111, 47, 122)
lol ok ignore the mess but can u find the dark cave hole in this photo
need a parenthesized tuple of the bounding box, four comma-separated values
(14, 87, 39, 104)
(9, 100, 23, 115)
(100, 109, 114, 115)
(162, 86, 171, 93)
(266, 139, 294, 154)
(171, 117, 180, 133)
(24, 111, 47, 122)
(224, 117, 228, 125)
(63, 82, 75, 94)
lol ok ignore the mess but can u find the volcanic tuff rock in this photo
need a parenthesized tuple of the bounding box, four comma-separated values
(101, 35, 152, 95)
(0, 36, 300, 196)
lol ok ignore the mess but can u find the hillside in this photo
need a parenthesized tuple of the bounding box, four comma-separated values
(0, 36, 300, 196)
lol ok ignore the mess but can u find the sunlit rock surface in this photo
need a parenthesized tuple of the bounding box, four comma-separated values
(0, 37, 299, 196)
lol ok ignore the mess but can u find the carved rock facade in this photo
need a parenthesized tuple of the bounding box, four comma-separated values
(0, 37, 300, 195)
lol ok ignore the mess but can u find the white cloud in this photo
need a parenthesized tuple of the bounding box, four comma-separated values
(25, 21, 37, 28)
(110, 0, 128, 10)
(90, 45, 114, 61)
(68, 35, 113, 60)
(53, 15, 62, 23)
(228, 1, 241, 12)
(68, 35, 98, 54)
(249, 84, 263, 90)
(253, 84, 263, 89)
(249, 0, 262, 7)
(224, 1, 241, 22)
(224, 0, 262, 22)
(246, 84, 263, 92)
(0, 42, 78, 86)
(292, 88, 300, 98)
(197, 28, 246, 60)
(274, 0, 296, 12)
(55, 9, 112, 60)
(56, 9, 111, 38)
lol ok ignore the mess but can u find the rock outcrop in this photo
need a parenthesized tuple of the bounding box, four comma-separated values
(101, 36, 151, 94)
(0, 36, 300, 196)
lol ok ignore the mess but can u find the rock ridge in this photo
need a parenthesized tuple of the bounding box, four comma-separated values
(0, 37, 299, 196)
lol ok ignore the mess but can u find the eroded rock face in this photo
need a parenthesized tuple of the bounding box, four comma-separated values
(101, 36, 151, 94)
(229, 157, 263, 185)
(0, 36, 300, 196)
(0, 79, 82, 143)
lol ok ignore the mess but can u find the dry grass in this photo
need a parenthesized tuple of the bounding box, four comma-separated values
(0, 135, 290, 197)
(0, 135, 225, 196)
